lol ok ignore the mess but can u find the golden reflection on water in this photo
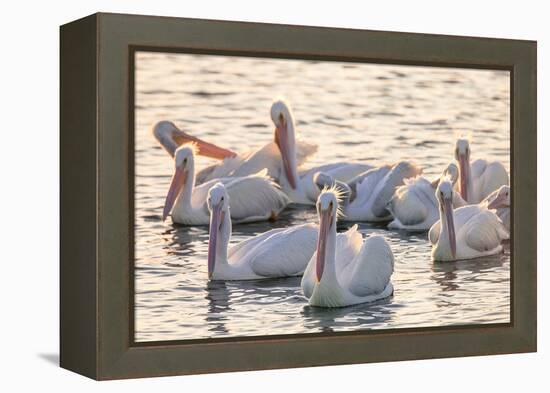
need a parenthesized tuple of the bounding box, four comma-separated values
(134, 52, 510, 342)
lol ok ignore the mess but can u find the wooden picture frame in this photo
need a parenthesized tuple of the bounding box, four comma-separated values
(60, 12, 537, 380)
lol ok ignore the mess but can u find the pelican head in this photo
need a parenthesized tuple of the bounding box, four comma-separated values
(487, 185, 510, 210)
(153, 120, 236, 159)
(271, 99, 298, 189)
(455, 137, 471, 200)
(314, 172, 352, 202)
(207, 183, 231, 279)
(436, 178, 456, 259)
(315, 189, 340, 282)
(162, 145, 197, 221)
(443, 162, 459, 185)
(152, 121, 180, 156)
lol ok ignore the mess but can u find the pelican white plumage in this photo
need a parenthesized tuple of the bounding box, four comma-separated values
(485, 185, 510, 231)
(206, 183, 318, 280)
(454, 137, 509, 204)
(314, 161, 422, 222)
(301, 188, 394, 307)
(162, 144, 289, 225)
(387, 163, 461, 231)
(429, 178, 509, 262)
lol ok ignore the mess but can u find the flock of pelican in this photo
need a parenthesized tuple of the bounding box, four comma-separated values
(153, 99, 510, 308)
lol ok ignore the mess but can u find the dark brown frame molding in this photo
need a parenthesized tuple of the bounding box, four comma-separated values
(60, 12, 536, 380)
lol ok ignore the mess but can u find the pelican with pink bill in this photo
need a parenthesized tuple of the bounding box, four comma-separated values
(429, 178, 509, 262)
(301, 187, 395, 308)
(162, 144, 289, 226)
(454, 137, 508, 204)
(206, 183, 318, 280)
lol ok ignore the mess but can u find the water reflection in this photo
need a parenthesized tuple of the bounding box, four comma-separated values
(431, 251, 507, 292)
(204, 281, 231, 335)
(302, 296, 394, 333)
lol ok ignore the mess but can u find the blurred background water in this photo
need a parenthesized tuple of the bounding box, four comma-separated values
(134, 52, 510, 342)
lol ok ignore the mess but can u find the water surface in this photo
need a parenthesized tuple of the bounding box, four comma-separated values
(134, 52, 510, 342)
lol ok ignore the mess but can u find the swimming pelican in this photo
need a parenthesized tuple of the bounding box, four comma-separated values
(429, 178, 509, 262)
(387, 163, 461, 231)
(485, 185, 510, 232)
(206, 183, 318, 280)
(163, 144, 289, 225)
(301, 188, 395, 307)
(454, 137, 509, 204)
(313, 161, 422, 222)
(270, 100, 372, 204)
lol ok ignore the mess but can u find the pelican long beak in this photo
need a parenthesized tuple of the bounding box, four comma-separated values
(162, 166, 187, 221)
(207, 202, 223, 279)
(458, 153, 469, 201)
(316, 208, 332, 282)
(173, 131, 237, 160)
(487, 192, 508, 210)
(443, 197, 457, 259)
(275, 120, 297, 189)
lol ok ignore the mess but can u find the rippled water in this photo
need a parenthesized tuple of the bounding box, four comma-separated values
(134, 52, 510, 342)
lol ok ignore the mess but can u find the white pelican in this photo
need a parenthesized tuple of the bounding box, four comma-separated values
(270, 100, 372, 204)
(455, 137, 509, 204)
(163, 144, 289, 225)
(301, 188, 395, 307)
(485, 185, 510, 232)
(313, 161, 422, 222)
(206, 183, 318, 280)
(429, 178, 509, 262)
(387, 163, 461, 231)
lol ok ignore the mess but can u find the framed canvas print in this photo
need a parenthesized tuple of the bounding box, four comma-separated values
(60, 13, 537, 380)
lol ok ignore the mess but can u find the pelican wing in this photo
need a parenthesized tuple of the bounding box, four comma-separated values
(248, 224, 319, 277)
(228, 228, 287, 261)
(199, 138, 318, 185)
(299, 162, 373, 183)
(471, 159, 509, 202)
(335, 225, 364, 270)
(388, 177, 434, 225)
(471, 159, 488, 179)
(348, 165, 392, 207)
(224, 172, 290, 222)
(463, 209, 509, 252)
(370, 161, 422, 217)
(341, 235, 394, 297)
(295, 138, 318, 167)
(325, 163, 374, 183)
(231, 142, 283, 181)
(196, 156, 244, 184)
(429, 205, 489, 245)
